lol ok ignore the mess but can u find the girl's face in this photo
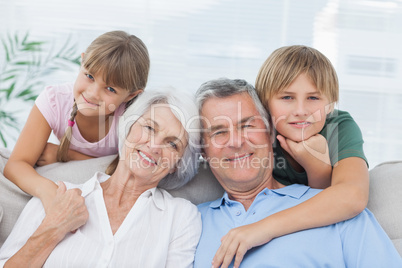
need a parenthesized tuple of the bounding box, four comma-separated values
(122, 105, 188, 186)
(73, 66, 140, 117)
(268, 73, 332, 142)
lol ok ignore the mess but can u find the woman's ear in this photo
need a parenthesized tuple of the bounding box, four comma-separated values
(169, 167, 177, 174)
(125, 89, 143, 103)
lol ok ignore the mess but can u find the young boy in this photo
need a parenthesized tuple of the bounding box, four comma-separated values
(257, 45, 367, 188)
(211, 46, 370, 268)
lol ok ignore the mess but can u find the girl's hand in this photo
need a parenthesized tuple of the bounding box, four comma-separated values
(212, 222, 272, 268)
(36, 142, 59, 166)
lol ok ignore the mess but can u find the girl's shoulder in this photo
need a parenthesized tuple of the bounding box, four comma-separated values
(42, 82, 74, 97)
(36, 83, 74, 109)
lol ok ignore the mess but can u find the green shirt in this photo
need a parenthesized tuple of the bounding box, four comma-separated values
(273, 109, 368, 186)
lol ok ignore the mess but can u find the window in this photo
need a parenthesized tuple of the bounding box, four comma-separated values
(0, 0, 401, 167)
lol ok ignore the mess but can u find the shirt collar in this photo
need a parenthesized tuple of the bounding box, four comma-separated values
(79, 172, 166, 211)
(140, 187, 166, 211)
(209, 184, 311, 208)
(80, 172, 107, 197)
(270, 184, 310, 199)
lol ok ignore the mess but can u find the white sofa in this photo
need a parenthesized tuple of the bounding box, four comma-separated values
(0, 148, 401, 257)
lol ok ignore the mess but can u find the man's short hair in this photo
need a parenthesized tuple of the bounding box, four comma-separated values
(195, 78, 272, 139)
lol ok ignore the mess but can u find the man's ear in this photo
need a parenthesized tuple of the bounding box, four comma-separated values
(125, 89, 143, 103)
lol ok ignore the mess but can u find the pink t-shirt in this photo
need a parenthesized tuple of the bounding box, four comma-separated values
(35, 83, 124, 157)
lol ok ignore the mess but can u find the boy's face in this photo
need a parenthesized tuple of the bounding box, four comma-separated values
(268, 73, 332, 142)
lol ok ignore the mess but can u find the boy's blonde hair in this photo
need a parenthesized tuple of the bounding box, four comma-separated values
(57, 31, 150, 162)
(255, 45, 339, 110)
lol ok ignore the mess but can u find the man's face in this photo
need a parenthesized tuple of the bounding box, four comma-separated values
(201, 92, 274, 192)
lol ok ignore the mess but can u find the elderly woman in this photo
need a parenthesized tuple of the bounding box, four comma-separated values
(0, 89, 201, 267)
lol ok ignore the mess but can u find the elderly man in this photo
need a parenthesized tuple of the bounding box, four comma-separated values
(194, 78, 401, 268)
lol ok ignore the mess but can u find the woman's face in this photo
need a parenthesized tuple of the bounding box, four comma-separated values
(122, 104, 188, 185)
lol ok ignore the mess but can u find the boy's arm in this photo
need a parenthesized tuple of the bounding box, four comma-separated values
(277, 134, 332, 188)
(3, 105, 58, 211)
(212, 157, 368, 268)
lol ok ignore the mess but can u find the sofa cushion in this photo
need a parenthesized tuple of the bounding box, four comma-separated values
(367, 160, 402, 256)
(0, 205, 3, 224)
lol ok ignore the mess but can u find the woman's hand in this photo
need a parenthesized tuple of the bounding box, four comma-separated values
(3, 182, 89, 267)
(212, 221, 273, 268)
(36, 142, 59, 166)
(43, 181, 89, 236)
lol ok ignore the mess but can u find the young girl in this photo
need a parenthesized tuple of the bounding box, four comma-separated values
(211, 45, 369, 268)
(3, 30, 150, 212)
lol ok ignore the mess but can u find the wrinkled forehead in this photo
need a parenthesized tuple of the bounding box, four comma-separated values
(200, 93, 263, 128)
(141, 104, 188, 141)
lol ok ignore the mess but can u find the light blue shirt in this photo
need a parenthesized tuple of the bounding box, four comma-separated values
(194, 184, 402, 268)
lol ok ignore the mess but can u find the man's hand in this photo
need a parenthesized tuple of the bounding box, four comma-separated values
(212, 222, 272, 268)
(36, 143, 59, 166)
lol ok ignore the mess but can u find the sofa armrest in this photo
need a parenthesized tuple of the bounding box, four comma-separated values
(367, 161, 402, 256)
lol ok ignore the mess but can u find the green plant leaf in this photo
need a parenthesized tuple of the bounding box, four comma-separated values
(0, 131, 7, 147)
(0, 75, 16, 81)
(2, 82, 16, 100)
(0, 31, 81, 145)
(15, 61, 35, 66)
(1, 38, 10, 62)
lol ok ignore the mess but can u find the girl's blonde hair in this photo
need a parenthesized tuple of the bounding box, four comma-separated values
(255, 45, 339, 111)
(57, 31, 150, 162)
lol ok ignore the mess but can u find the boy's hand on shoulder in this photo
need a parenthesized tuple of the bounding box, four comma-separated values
(36, 142, 59, 166)
(277, 134, 331, 168)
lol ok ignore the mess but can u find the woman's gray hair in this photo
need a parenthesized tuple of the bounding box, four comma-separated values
(195, 78, 272, 138)
(118, 87, 201, 190)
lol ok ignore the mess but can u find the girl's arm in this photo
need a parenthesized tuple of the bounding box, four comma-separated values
(212, 157, 368, 268)
(3, 105, 58, 210)
(1, 182, 88, 267)
(36, 143, 94, 166)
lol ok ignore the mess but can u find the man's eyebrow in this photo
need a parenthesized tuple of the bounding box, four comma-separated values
(207, 116, 257, 132)
(239, 116, 256, 125)
(208, 124, 227, 133)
